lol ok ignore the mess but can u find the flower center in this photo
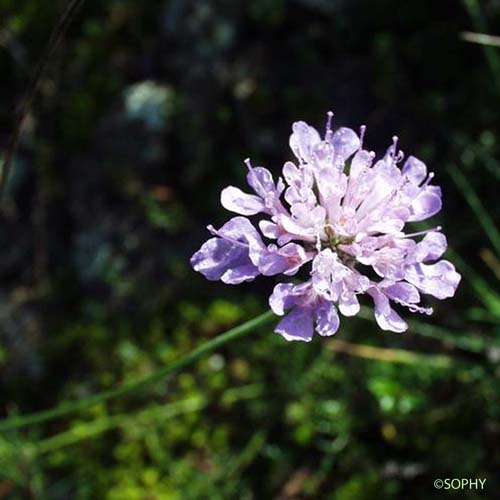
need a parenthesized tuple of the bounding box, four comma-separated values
(323, 226, 355, 266)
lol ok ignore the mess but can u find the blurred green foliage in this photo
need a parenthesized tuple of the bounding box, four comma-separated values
(0, 0, 499, 498)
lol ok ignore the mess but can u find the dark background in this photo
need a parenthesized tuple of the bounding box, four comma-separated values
(0, 0, 499, 498)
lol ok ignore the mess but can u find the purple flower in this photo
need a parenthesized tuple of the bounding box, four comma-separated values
(191, 112, 461, 341)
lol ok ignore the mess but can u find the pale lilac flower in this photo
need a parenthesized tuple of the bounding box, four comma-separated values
(191, 112, 461, 341)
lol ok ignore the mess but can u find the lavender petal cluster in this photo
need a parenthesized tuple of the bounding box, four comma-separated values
(191, 112, 461, 341)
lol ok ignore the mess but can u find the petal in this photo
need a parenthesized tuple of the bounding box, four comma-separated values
(259, 220, 279, 239)
(279, 213, 318, 242)
(283, 162, 316, 207)
(259, 220, 295, 244)
(289, 121, 322, 163)
(350, 149, 374, 177)
(405, 260, 461, 299)
(282, 161, 301, 185)
(412, 231, 447, 263)
(363, 211, 408, 234)
(269, 283, 295, 315)
(190, 237, 259, 284)
(219, 215, 265, 250)
(338, 292, 360, 316)
(315, 301, 340, 336)
(258, 254, 287, 276)
(288, 204, 326, 234)
(216, 216, 259, 242)
(192, 217, 265, 284)
(368, 287, 408, 333)
(427, 185, 442, 197)
(311, 249, 351, 301)
(277, 243, 309, 276)
(275, 307, 314, 342)
(402, 156, 427, 185)
(332, 127, 360, 161)
(221, 264, 261, 284)
(408, 190, 442, 222)
(246, 166, 279, 199)
(221, 186, 266, 215)
(315, 167, 347, 219)
(215, 218, 266, 270)
(384, 282, 420, 304)
(355, 174, 397, 220)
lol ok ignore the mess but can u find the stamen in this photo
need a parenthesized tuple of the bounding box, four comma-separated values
(325, 111, 334, 142)
(400, 225, 442, 238)
(315, 235, 322, 252)
(397, 177, 412, 192)
(393, 297, 434, 316)
(391, 136, 399, 156)
(408, 304, 434, 315)
(244, 158, 253, 171)
(422, 171, 435, 187)
(358, 187, 399, 224)
(359, 125, 366, 147)
(207, 224, 249, 248)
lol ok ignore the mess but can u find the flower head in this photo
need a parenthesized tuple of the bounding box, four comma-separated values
(191, 112, 461, 341)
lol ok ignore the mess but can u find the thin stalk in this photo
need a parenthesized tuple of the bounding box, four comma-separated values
(448, 165, 500, 257)
(358, 305, 495, 354)
(0, 310, 276, 432)
(462, 0, 500, 93)
(448, 248, 500, 316)
(460, 32, 500, 48)
(326, 338, 453, 368)
(0, 0, 85, 202)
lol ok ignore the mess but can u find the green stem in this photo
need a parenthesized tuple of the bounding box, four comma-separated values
(32, 397, 206, 455)
(0, 310, 276, 432)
